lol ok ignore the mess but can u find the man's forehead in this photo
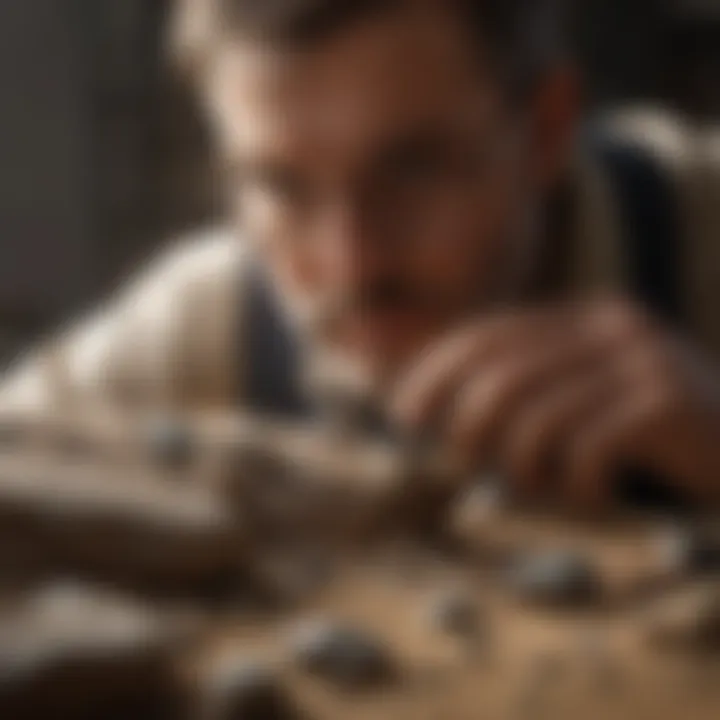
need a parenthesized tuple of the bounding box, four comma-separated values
(206, 2, 499, 162)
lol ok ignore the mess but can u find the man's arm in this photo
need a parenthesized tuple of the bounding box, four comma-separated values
(385, 110, 720, 510)
(390, 299, 720, 510)
(0, 230, 242, 416)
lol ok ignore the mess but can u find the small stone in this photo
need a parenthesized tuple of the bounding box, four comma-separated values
(507, 550, 601, 607)
(644, 585, 720, 653)
(145, 416, 195, 469)
(0, 584, 187, 717)
(462, 475, 509, 516)
(656, 525, 720, 577)
(203, 658, 294, 720)
(287, 619, 392, 687)
(315, 384, 383, 439)
(427, 590, 480, 637)
(262, 552, 335, 603)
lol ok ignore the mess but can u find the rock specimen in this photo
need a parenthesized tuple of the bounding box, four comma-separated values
(200, 655, 297, 720)
(0, 583, 194, 719)
(287, 618, 393, 687)
(506, 550, 602, 608)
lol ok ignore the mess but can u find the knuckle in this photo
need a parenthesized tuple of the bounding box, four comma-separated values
(489, 364, 524, 400)
(467, 364, 523, 415)
(566, 430, 603, 477)
(594, 298, 651, 341)
(643, 381, 681, 418)
(512, 405, 550, 459)
(449, 366, 523, 446)
(635, 349, 677, 394)
(507, 424, 545, 485)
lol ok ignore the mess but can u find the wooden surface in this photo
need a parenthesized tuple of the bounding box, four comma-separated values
(0, 412, 718, 719)
(187, 528, 720, 720)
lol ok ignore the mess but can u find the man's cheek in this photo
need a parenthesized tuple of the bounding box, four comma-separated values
(412, 231, 499, 309)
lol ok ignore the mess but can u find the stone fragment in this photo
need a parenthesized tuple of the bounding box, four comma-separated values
(460, 475, 508, 516)
(201, 656, 296, 720)
(145, 416, 195, 470)
(287, 619, 392, 687)
(644, 584, 720, 653)
(427, 589, 481, 637)
(506, 550, 602, 607)
(0, 583, 190, 718)
(656, 524, 720, 577)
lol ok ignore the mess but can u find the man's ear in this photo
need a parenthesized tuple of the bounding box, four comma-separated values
(529, 64, 582, 188)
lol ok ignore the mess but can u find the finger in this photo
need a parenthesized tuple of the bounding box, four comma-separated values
(561, 388, 668, 511)
(391, 306, 579, 430)
(502, 365, 625, 500)
(446, 328, 624, 467)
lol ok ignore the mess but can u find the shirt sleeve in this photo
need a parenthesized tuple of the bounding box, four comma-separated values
(0, 229, 243, 417)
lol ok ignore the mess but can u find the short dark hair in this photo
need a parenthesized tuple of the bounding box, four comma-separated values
(171, 0, 567, 99)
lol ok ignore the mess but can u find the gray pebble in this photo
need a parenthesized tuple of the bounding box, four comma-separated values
(462, 475, 509, 515)
(657, 525, 720, 576)
(427, 591, 480, 637)
(263, 552, 335, 603)
(0, 585, 185, 717)
(203, 659, 294, 720)
(145, 417, 195, 469)
(507, 550, 601, 607)
(288, 619, 392, 687)
(693, 593, 720, 650)
(646, 587, 720, 653)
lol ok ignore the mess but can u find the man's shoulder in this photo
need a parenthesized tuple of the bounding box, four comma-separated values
(113, 226, 251, 319)
(568, 106, 716, 299)
(587, 105, 720, 356)
(122, 226, 251, 403)
(591, 105, 720, 179)
(140, 226, 247, 290)
(595, 106, 689, 158)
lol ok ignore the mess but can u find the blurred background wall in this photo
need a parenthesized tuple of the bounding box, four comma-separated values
(0, 0, 718, 366)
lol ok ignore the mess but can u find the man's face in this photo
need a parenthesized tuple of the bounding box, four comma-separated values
(208, 2, 572, 380)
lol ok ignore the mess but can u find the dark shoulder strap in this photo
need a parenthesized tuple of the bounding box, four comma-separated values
(590, 132, 692, 511)
(590, 132, 683, 326)
(240, 260, 312, 418)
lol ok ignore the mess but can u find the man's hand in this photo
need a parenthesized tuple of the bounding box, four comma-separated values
(391, 299, 720, 509)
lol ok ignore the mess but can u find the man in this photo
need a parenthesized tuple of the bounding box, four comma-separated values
(1, 0, 719, 508)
